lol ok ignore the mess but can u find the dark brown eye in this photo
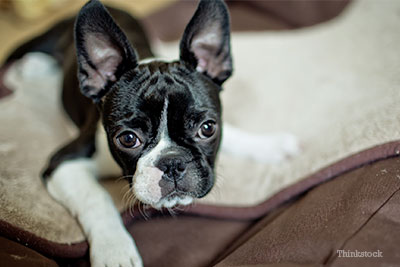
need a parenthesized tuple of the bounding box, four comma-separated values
(117, 132, 141, 148)
(198, 121, 217, 139)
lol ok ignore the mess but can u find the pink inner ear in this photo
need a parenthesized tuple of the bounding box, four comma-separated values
(192, 41, 230, 79)
(190, 24, 230, 80)
(83, 33, 123, 91)
(196, 58, 208, 72)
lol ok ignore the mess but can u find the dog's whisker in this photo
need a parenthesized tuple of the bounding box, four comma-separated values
(142, 204, 150, 220)
(137, 201, 144, 219)
(130, 194, 139, 218)
(120, 182, 132, 191)
(123, 188, 139, 219)
(138, 201, 147, 220)
(190, 201, 197, 208)
(204, 173, 224, 200)
(141, 202, 150, 220)
(127, 194, 135, 218)
(122, 186, 135, 210)
(120, 182, 134, 210)
(115, 175, 132, 183)
(168, 207, 179, 217)
(174, 205, 183, 212)
(125, 193, 133, 217)
(166, 207, 173, 217)
(189, 199, 198, 209)
(121, 188, 131, 205)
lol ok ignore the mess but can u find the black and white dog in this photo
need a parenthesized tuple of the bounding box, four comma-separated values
(7, 0, 298, 266)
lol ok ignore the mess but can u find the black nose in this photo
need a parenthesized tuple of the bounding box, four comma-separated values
(157, 155, 187, 182)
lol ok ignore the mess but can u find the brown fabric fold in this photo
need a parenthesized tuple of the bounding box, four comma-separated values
(0, 236, 58, 267)
(2, 142, 400, 267)
(215, 157, 400, 267)
(1, 140, 400, 261)
(165, 140, 400, 220)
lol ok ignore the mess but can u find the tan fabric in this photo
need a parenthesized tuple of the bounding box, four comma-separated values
(199, 0, 400, 206)
(2, 151, 399, 266)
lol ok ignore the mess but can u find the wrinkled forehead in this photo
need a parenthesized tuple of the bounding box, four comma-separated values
(136, 59, 221, 102)
(102, 60, 221, 132)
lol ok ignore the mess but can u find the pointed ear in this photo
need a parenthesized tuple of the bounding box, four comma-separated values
(74, 0, 138, 102)
(180, 0, 232, 85)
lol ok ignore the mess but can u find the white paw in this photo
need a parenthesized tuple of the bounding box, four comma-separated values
(275, 132, 300, 157)
(242, 132, 300, 164)
(90, 231, 143, 267)
(221, 124, 300, 164)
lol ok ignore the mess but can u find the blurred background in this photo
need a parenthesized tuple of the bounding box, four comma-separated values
(0, 0, 350, 64)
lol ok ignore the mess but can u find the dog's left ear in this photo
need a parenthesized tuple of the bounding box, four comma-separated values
(74, 0, 138, 102)
(180, 0, 232, 85)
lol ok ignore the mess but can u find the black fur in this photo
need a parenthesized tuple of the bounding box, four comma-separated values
(5, 4, 152, 128)
(74, 0, 139, 102)
(9, 0, 232, 200)
(101, 61, 222, 196)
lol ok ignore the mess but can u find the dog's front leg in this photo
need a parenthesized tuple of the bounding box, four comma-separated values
(221, 123, 300, 163)
(47, 158, 143, 267)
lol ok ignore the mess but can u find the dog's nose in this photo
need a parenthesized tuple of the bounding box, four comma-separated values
(157, 155, 187, 182)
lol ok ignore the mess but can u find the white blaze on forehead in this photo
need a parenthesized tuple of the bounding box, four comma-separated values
(138, 57, 172, 65)
(132, 97, 196, 209)
(132, 99, 172, 204)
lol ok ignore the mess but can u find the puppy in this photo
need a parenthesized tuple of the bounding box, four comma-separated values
(6, 0, 298, 266)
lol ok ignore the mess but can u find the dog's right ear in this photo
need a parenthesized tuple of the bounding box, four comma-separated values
(75, 0, 137, 102)
(180, 0, 232, 86)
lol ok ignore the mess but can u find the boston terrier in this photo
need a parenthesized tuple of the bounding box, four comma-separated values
(5, 0, 298, 266)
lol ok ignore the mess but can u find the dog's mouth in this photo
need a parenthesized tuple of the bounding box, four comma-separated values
(153, 190, 194, 210)
(130, 156, 215, 209)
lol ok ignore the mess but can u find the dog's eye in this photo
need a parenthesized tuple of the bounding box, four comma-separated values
(117, 132, 141, 148)
(198, 121, 217, 139)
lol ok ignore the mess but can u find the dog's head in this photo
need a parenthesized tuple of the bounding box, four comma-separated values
(74, 0, 232, 209)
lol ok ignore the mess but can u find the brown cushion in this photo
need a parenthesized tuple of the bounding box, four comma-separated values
(1, 1, 399, 265)
(1, 0, 398, 248)
(2, 148, 399, 266)
(140, 0, 350, 41)
(215, 156, 400, 266)
(0, 236, 57, 267)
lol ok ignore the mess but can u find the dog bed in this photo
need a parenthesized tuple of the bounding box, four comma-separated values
(1, 0, 400, 266)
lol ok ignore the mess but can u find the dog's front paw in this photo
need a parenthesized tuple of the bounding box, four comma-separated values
(244, 132, 300, 163)
(90, 231, 143, 267)
(275, 132, 300, 158)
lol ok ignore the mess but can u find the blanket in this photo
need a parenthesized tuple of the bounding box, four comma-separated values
(0, 0, 399, 264)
